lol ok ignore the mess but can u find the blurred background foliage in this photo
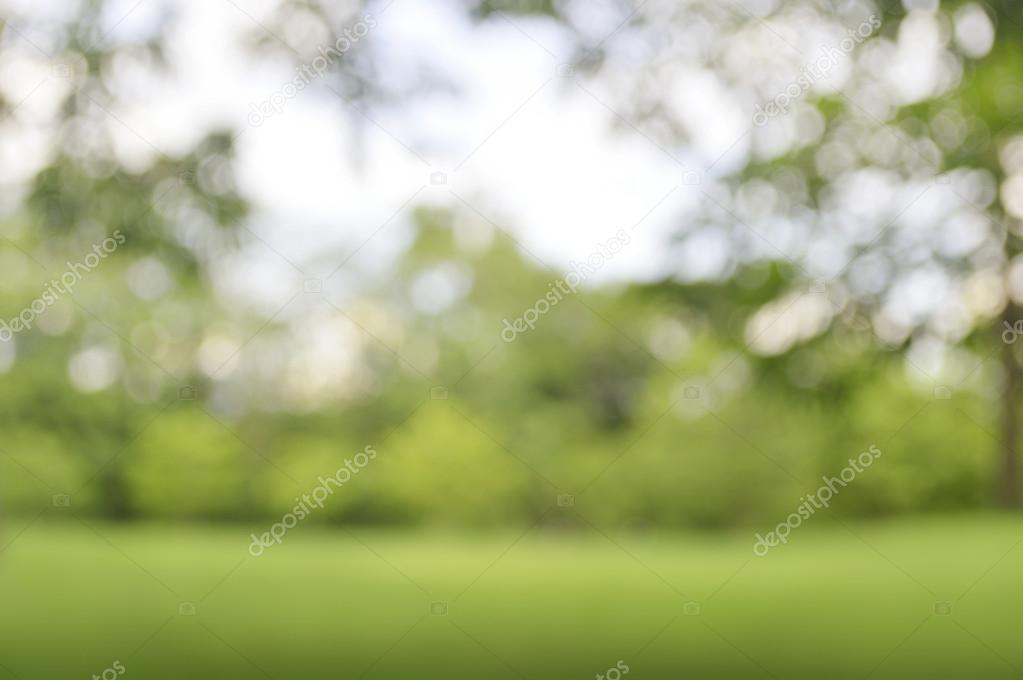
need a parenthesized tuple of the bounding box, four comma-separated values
(0, 0, 1020, 530)
(0, 211, 1005, 527)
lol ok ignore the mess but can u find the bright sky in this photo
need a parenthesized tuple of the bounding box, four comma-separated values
(0, 0, 734, 311)
(216, 0, 718, 307)
(1, 0, 1006, 367)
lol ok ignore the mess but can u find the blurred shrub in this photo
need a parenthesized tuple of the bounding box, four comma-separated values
(0, 427, 93, 512)
(123, 410, 247, 519)
(368, 402, 530, 526)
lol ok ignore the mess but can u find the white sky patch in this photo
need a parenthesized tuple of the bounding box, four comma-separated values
(1, 0, 969, 353)
(145, 0, 708, 302)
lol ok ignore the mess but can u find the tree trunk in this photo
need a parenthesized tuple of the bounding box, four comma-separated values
(1001, 304, 1020, 508)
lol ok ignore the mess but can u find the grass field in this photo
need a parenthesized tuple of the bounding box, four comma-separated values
(2, 515, 1023, 679)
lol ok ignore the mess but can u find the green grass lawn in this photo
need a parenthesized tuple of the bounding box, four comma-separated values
(2, 515, 1022, 679)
